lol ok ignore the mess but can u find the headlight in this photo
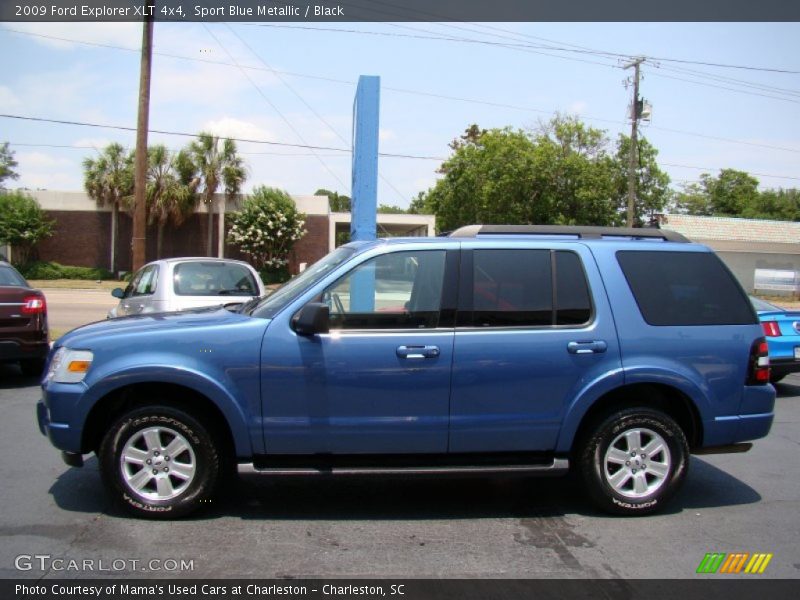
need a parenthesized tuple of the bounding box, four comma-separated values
(45, 347, 94, 384)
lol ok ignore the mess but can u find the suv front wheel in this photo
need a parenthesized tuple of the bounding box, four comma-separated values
(99, 405, 220, 519)
(579, 408, 689, 515)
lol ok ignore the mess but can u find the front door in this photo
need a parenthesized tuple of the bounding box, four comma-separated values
(261, 248, 457, 454)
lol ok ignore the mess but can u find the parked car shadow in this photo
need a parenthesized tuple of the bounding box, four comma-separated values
(49, 454, 759, 521)
(0, 363, 41, 389)
(774, 378, 800, 397)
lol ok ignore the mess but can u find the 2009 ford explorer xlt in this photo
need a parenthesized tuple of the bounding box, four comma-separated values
(37, 225, 775, 518)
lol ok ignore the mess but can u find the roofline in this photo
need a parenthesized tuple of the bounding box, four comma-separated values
(448, 224, 690, 243)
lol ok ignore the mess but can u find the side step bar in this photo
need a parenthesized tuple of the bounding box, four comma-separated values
(238, 458, 569, 477)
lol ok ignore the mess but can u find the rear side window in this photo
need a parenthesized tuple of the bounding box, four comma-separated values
(464, 249, 592, 328)
(616, 251, 757, 326)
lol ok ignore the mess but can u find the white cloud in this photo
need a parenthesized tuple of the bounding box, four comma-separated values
(379, 128, 397, 142)
(17, 152, 72, 169)
(568, 101, 589, 115)
(200, 117, 276, 143)
(72, 138, 115, 150)
(0, 86, 21, 110)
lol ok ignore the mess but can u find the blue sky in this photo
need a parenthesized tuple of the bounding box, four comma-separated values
(1, 21, 799, 208)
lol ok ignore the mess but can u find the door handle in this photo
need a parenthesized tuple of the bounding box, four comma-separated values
(567, 340, 608, 354)
(396, 345, 440, 359)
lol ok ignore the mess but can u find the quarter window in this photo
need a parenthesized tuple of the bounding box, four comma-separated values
(616, 250, 757, 326)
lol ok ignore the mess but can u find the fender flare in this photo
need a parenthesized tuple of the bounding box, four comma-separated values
(79, 365, 254, 457)
(555, 367, 710, 453)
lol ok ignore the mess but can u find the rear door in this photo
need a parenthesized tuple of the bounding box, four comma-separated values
(449, 242, 622, 452)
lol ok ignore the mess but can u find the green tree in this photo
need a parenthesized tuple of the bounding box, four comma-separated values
(612, 135, 671, 225)
(227, 186, 306, 281)
(377, 204, 408, 214)
(141, 145, 199, 259)
(82, 143, 134, 273)
(0, 142, 19, 189)
(420, 117, 623, 232)
(0, 191, 54, 265)
(704, 169, 760, 216)
(741, 187, 800, 221)
(315, 188, 351, 212)
(186, 133, 247, 257)
(673, 181, 713, 216)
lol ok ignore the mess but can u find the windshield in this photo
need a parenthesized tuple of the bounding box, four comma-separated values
(249, 246, 357, 318)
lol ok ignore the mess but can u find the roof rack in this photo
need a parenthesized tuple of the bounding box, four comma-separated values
(448, 224, 689, 243)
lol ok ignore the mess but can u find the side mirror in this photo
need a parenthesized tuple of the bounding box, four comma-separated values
(293, 302, 330, 336)
(111, 287, 125, 299)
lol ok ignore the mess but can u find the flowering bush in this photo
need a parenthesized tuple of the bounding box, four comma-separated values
(0, 191, 54, 266)
(227, 186, 305, 276)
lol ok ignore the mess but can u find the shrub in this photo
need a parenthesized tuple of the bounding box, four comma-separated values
(19, 261, 114, 280)
(227, 186, 305, 277)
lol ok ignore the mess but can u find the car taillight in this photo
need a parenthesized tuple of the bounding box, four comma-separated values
(747, 337, 770, 385)
(21, 295, 46, 315)
(761, 321, 781, 337)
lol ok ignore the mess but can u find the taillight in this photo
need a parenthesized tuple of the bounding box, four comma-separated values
(21, 295, 46, 315)
(747, 337, 770, 385)
(761, 321, 781, 337)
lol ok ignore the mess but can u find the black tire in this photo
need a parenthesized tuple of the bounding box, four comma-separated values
(20, 358, 46, 377)
(99, 405, 221, 519)
(579, 407, 689, 516)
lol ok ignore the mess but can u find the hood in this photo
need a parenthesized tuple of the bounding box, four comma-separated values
(58, 306, 257, 348)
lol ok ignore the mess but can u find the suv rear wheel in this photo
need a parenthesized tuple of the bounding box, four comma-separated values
(99, 405, 220, 519)
(579, 407, 689, 515)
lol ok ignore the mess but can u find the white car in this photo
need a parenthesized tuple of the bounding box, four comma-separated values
(108, 258, 266, 318)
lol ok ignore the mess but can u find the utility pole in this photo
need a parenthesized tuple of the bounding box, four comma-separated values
(132, 0, 155, 272)
(624, 57, 645, 228)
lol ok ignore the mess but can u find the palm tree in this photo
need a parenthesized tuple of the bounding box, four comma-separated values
(83, 143, 134, 273)
(187, 133, 247, 256)
(144, 145, 199, 258)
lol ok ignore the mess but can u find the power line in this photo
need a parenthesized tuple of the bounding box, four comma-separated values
(660, 162, 800, 182)
(0, 113, 447, 160)
(7, 26, 800, 157)
(202, 23, 349, 191)
(224, 23, 408, 202)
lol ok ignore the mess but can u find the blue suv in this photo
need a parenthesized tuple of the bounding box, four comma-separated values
(37, 225, 775, 518)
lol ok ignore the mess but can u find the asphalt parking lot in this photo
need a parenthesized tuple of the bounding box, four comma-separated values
(0, 362, 798, 580)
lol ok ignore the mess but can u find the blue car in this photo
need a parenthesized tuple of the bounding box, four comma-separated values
(751, 296, 800, 383)
(37, 225, 775, 518)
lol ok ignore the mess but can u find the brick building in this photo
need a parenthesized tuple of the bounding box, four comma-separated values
(14, 191, 435, 276)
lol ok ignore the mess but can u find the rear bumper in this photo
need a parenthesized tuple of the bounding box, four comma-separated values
(770, 357, 800, 378)
(701, 384, 775, 447)
(0, 339, 49, 362)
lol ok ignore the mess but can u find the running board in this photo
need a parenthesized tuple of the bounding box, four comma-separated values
(238, 458, 569, 477)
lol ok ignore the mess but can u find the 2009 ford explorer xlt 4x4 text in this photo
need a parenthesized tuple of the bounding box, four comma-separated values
(37, 225, 775, 518)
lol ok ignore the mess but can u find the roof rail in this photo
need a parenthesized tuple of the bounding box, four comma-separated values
(448, 224, 690, 243)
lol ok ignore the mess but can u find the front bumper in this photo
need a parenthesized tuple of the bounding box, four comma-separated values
(36, 382, 87, 454)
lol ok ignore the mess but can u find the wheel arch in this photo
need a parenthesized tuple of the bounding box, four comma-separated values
(559, 382, 704, 455)
(81, 381, 242, 462)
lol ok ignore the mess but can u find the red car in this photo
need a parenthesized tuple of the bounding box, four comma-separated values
(0, 261, 49, 376)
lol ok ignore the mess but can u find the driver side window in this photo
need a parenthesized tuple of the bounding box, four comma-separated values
(322, 250, 446, 330)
